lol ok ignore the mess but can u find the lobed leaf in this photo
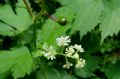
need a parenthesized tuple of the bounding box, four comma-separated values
(0, 46, 33, 79)
(0, 0, 32, 36)
(0, 22, 17, 36)
(71, 0, 104, 38)
(105, 61, 120, 79)
(100, 0, 120, 42)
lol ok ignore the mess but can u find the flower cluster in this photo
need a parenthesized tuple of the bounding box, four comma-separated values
(56, 36, 86, 69)
(32, 36, 86, 69)
(32, 43, 56, 60)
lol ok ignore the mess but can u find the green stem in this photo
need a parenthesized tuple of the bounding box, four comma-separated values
(61, 46, 64, 53)
(23, 0, 34, 19)
(55, 53, 69, 62)
(33, 19, 37, 50)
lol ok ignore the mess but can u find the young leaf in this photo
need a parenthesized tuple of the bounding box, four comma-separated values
(0, 46, 33, 79)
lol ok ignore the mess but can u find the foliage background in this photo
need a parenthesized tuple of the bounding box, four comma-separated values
(0, 0, 120, 79)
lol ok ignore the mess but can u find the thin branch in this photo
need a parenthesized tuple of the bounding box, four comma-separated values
(23, 0, 34, 19)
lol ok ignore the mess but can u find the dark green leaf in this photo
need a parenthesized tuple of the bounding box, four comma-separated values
(36, 68, 61, 79)
(105, 61, 120, 79)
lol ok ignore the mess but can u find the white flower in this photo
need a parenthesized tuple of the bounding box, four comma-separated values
(75, 58, 86, 68)
(65, 46, 75, 57)
(63, 62, 73, 69)
(66, 53, 72, 57)
(44, 52, 56, 60)
(74, 44, 84, 52)
(42, 44, 57, 60)
(72, 53, 79, 59)
(56, 36, 71, 46)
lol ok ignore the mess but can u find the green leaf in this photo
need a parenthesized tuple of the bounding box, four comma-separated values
(81, 31, 101, 55)
(36, 1, 77, 46)
(0, 46, 33, 79)
(100, 38, 119, 53)
(0, 72, 9, 79)
(105, 61, 120, 79)
(36, 68, 61, 79)
(100, 0, 120, 42)
(0, 22, 17, 36)
(37, 19, 70, 46)
(38, 0, 104, 46)
(71, 0, 104, 38)
(57, 0, 120, 42)
(59, 70, 77, 79)
(56, 0, 74, 6)
(57, 0, 103, 38)
(75, 56, 99, 78)
(0, 0, 32, 36)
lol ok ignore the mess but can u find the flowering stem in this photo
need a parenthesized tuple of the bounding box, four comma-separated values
(55, 53, 74, 62)
(33, 20, 37, 50)
(76, 50, 79, 53)
(60, 46, 64, 53)
(65, 56, 68, 62)
(23, 0, 37, 50)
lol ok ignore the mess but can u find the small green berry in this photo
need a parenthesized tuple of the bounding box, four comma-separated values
(57, 17, 67, 25)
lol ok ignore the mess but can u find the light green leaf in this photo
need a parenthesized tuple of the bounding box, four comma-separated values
(57, 0, 120, 42)
(0, 22, 17, 36)
(37, 0, 77, 46)
(0, 46, 33, 79)
(105, 61, 120, 79)
(71, 0, 104, 38)
(57, 0, 103, 38)
(0, 0, 32, 36)
(100, 0, 120, 42)
(56, 0, 74, 6)
(37, 19, 70, 46)
(36, 68, 61, 79)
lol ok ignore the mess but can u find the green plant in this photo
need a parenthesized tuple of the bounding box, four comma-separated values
(0, 0, 120, 79)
